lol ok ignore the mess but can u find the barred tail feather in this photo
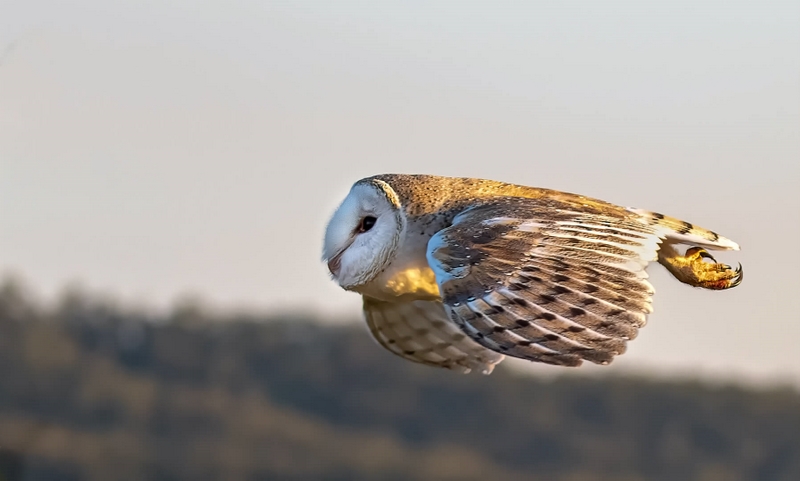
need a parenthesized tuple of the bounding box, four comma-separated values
(628, 208, 740, 251)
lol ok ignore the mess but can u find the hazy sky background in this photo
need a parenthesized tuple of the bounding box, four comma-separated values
(1, 1, 798, 386)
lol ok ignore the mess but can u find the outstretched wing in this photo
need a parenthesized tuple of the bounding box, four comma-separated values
(426, 196, 662, 367)
(362, 297, 504, 374)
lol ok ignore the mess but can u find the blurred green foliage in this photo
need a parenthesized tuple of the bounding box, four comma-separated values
(0, 278, 798, 481)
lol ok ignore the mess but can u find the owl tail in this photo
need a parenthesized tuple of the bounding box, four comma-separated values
(630, 208, 743, 290)
(630, 208, 740, 251)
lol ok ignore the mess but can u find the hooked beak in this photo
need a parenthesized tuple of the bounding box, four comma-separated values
(326, 238, 353, 278)
(327, 251, 343, 277)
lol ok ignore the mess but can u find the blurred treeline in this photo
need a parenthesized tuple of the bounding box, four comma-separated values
(0, 278, 799, 481)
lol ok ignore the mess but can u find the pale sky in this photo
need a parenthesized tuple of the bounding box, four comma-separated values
(1, 1, 799, 386)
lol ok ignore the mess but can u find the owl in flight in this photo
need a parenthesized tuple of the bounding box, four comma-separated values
(323, 174, 742, 374)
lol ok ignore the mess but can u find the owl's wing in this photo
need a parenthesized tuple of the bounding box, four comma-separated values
(426, 196, 662, 367)
(362, 297, 505, 374)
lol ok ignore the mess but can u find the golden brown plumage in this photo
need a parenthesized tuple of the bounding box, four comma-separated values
(323, 174, 742, 374)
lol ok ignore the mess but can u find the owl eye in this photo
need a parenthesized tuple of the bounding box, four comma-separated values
(358, 216, 377, 233)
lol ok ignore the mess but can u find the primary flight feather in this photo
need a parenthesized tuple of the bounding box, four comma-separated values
(322, 174, 742, 374)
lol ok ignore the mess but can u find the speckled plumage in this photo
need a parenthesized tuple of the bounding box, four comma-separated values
(323, 174, 743, 374)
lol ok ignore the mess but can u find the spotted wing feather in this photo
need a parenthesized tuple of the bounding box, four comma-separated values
(362, 297, 504, 373)
(426, 197, 661, 367)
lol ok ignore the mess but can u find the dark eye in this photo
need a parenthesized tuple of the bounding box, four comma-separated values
(359, 216, 377, 233)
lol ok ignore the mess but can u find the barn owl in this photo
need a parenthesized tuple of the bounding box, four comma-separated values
(322, 174, 742, 374)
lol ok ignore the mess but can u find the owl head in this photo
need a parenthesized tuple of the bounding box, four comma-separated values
(323, 178, 406, 289)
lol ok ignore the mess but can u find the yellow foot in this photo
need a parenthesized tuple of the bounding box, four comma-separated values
(659, 246, 743, 290)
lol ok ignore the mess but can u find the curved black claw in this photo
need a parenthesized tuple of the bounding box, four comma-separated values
(698, 250, 717, 262)
(729, 263, 744, 288)
(686, 246, 717, 263)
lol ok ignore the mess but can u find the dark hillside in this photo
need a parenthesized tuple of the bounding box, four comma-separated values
(0, 282, 798, 481)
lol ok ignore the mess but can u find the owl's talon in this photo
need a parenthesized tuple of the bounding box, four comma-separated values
(659, 246, 742, 290)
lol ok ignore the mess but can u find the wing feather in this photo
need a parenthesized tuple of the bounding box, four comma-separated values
(426, 197, 661, 367)
(362, 297, 504, 373)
